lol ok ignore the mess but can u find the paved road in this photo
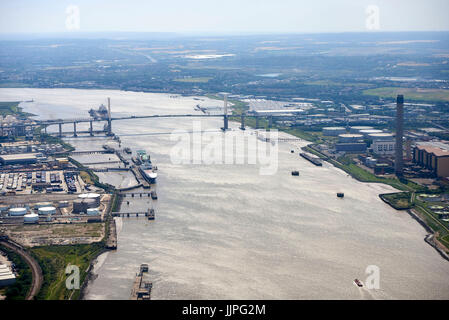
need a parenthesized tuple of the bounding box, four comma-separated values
(0, 240, 43, 300)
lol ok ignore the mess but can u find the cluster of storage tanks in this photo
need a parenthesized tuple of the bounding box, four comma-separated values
(3, 193, 102, 224)
(73, 193, 101, 214)
(322, 126, 394, 143)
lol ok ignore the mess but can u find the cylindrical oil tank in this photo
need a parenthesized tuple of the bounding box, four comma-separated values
(359, 129, 383, 137)
(24, 213, 39, 223)
(58, 201, 69, 208)
(73, 199, 87, 214)
(9, 207, 27, 216)
(368, 133, 394, 141)
(34, 202, 53, 209)
(322, 127, 346, 136)
(86, 208, 100, 216)
(349, 126, 374, 133)
(38, 206, 56, 215)
(78, 193, 101, 206)
(84, 199, 98, 209)
(338, 134, 364, 143)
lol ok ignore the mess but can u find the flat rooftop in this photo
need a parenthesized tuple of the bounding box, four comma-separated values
(0, 153, 37, 161)
(416, 142, 449, 157)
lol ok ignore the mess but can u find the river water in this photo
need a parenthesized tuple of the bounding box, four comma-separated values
(1, 88, 448, 299)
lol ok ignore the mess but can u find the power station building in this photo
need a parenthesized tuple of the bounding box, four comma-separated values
(413, 142, 449, 178)
(372, 140, 395, 155)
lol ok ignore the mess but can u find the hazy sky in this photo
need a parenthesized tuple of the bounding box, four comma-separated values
(1, 0, 448, 34)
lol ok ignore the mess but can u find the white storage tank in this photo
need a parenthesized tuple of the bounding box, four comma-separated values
(368, 133, 394, 141)
(359, 129, 383, 137)
(78, 193, 101, 206)
(322, 126, 346, 136)
(34, 202, 53, 209)
(349, 126, 374, 133)
(338, 134, 364, 143)
(38, 206, 56, 215)
(86, 208, 100, 216)
(9, 208, 27, 216)
(24, 213, 39, 224)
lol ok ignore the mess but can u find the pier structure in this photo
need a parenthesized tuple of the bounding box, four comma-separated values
(130, 264, 152, 300)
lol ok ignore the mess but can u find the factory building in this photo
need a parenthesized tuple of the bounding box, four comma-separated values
(372, 140, 395, 155)
(323, 127, 346, 136)
(413, 142, 449, 178)
(0, 153, 37, 165)
(0, 264, 16, 287)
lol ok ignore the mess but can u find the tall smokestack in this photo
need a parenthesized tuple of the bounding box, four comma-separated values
(395, 95, 404, 175)
(107, 97, 112, 135)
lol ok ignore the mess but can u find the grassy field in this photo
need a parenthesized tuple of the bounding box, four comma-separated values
(363, 87, 449, 102)
(79, 170, 94, 185)
(380, 192, 413, 210)
(30, 243, 105, 300)
(414, 202, 449, 251)
(0, 101, 34, 117)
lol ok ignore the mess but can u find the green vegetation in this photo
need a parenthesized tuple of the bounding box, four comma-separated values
(414, 201, 449, 251)
(173, 77, 212, 83)
(0, 101, 34, 117)
(39, 132, 75, 152)
(111, 192, 121, 212)
(30, 243, 105, 300)
(380, 192, 413, 210)
(79, 171, 94, 185)
(0, 244, 33, 300)
(363, 87, 449, 102)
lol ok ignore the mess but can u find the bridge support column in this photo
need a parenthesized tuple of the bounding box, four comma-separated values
(255, 116, 259, 129)
(58, 123, 62, 137)
(268, 116, 273, 129)
(89, 121, 93, 136)
(223, 115, 228, 131)
(222, 93, 228, 131)
(240, 114, 245, 130)
(44, 126, 47, 134)
(73, 122, 77, 137)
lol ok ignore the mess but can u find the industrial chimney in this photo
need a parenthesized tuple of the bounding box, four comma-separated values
(395, 95, 404, 176)
(107, 97, 112, 136)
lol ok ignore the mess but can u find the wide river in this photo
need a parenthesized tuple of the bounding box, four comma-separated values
(1, 88, 449, 299)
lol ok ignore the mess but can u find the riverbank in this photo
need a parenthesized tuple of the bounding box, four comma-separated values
(4, 88, 449, 300)
(223, 99, 449, 257)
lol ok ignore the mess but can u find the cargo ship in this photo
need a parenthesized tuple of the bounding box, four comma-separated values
(137, 150, 157, 184)
(300, 152, 322, 166)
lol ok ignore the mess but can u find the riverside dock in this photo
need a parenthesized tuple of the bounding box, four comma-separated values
(130, 264, 152, 300)
(105, 218, 117, 249)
